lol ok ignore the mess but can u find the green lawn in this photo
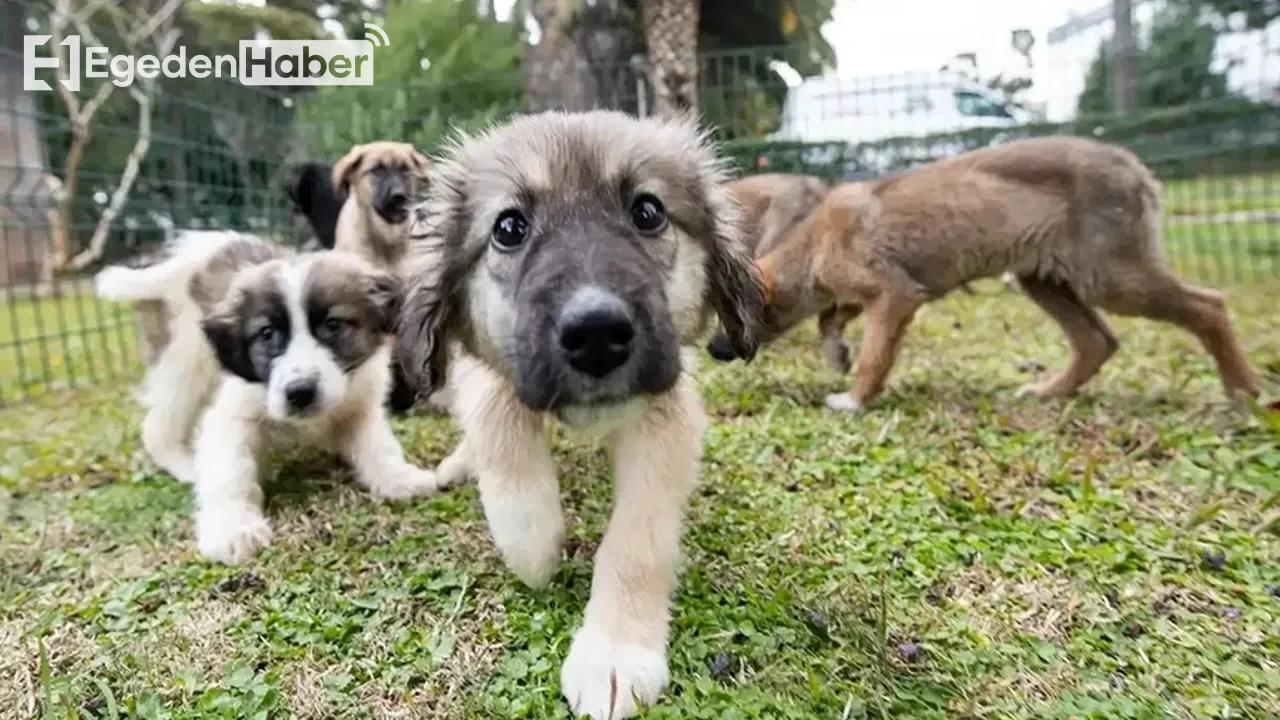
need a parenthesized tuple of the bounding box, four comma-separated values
(1162, 173, 1280, 218)
(0, 283, 139, 401)
(1164, 221, 1280, 281)
(2, 280, 1277, 719)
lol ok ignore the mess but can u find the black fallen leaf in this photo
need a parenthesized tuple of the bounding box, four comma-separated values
(801, 608, 830, 641)
(212, 571, 265, 596)
(896, 641, 923, 663)
(706, 651, 739, 679)
(1123, 621, 1144, 638)
(1266, 584, 1280, 598)
(1015, 359, 1047, 374)
(1200, 549, 1226, 572)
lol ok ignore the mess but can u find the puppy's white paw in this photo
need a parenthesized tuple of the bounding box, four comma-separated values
(196, 506, 272, 564)
(1014, 381, 1060, 399)
(561, 623, 669, 720)
(480, 478, 564, 588)
(824, 392, 864, 413)
(495, 519, 563, 588)
(370, 466, 443, 500)
(434, 449, 472, 489)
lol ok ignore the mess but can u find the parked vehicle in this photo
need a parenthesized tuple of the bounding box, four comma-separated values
(765, 70, 1034, 178)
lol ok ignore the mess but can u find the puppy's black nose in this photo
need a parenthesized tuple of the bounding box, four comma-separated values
(705, 333, 737, 362)
(558, 288, 634, 378)
(386, 192, 408, 212)
(375, 190, 410, 222)
(284, 379, 318, 411)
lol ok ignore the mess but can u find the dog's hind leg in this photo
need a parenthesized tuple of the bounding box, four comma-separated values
(1099, 266, 1260, 399)
(561, 376, 706, 720)
(826, 292, 918, 412)
(1014, 277, 1118, 399)
(816, 305, 861, 374)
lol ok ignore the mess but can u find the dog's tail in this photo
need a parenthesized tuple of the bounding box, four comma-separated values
(94, 230, 253, 303)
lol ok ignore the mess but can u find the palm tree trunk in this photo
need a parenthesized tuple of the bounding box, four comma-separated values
(522, 0, 641, 113)
(642, 0, 699, 116)
(1111, 0, 1138, 114)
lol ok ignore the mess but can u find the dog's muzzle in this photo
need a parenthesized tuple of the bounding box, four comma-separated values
(283, 376, 320, 415)
(557, 288, 635, 379)
(705, 330, 737, 362)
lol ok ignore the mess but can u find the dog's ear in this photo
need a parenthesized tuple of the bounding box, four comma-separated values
(200, 309, 260, 383)
(367, 271, 404, 335)
(394, 279, 452, 396)
(409, 149, 431, 175)
(703, 194, 766, 363)
(331, 144, 368, 195)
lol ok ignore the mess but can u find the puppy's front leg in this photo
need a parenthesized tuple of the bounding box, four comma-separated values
(342, 404, 443, 500)
(457, 359, 564, 587)
(561, 377, 706, 720)
(826, 292, 918, 413)
(193, 381, 272, 564)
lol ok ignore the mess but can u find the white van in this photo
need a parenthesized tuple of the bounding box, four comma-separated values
(762, 68, 1034, 178)
(771, 69, 1033, 145)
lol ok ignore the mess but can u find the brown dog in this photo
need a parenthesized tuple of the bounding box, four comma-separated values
(725, 173, 865, 372)
(707, 136, 1261, 411)
(331, 141, 431, 268)
(331, 141, 438, 412)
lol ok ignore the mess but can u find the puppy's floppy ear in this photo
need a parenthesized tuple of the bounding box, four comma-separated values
(409, 149, 431, 175)
(200, 308, 260, 383)
(331, 143, 368, 194)
(703, 191, 766, 363)
(367, 270, 403, 334)
(394, 282, 451, 396)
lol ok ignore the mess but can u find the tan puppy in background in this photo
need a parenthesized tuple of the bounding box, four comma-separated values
(330, 141, 442, 412)
(331, 141, 431, 268)
(707, 136, 1261, 410)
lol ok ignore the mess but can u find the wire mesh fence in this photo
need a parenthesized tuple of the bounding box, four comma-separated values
(1, 2, 1277, 402)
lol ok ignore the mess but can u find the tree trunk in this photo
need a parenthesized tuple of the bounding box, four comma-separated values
(642, 0, 699, 116)
(0, 0, 55, 286)
(1111, 0, 1138, 114)
(521, 0, 642, 113)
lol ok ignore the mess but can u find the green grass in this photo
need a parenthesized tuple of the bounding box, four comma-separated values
(3, 280, 1278, 719)
(1164, 221, 1280, 280)
(0, 282, 139, 401)
(1162, 173, 1280, 217)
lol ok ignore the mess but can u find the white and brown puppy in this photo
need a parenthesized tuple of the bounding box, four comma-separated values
(395, 110, 764, 719)
(95, 233, 442, 563)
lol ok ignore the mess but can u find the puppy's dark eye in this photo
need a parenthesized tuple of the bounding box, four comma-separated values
(630, 194, 667, 234)
(323, 316, 350, 334)
(257, 326, 279, 344)
(492, 209, 529, 251)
